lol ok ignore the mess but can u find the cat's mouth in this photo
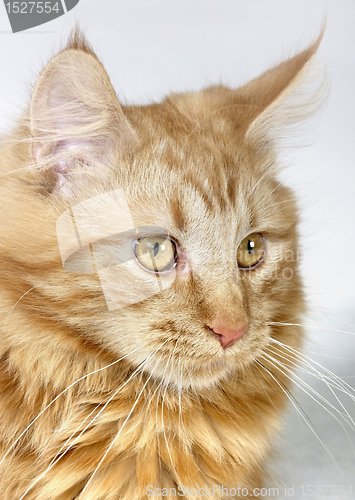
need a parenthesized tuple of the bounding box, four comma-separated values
(133, 324, 270, 391)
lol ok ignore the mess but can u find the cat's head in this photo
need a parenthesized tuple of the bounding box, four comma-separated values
(1, 31, 324, 391)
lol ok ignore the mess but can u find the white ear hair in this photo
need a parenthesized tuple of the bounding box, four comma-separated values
(30, 37, 135, 195)
(243, 29, 326, 153)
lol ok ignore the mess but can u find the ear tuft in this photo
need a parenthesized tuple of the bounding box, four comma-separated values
(65, 27, 97, 56)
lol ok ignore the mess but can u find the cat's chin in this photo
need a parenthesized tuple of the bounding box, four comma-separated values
(138, 345, 265, 392)
(147, 361, 232, 392)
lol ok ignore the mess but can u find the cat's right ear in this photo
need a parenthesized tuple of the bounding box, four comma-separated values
(29, 32, 135, 196)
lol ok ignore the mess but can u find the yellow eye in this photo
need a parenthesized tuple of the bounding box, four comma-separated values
(134, 236, 177, 272)
(237, 233, 265, 269)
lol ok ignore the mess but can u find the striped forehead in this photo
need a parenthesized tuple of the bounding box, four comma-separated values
(126, 137, 258, 234)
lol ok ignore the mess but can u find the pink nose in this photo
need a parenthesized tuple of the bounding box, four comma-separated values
(208, 322, 249, 349)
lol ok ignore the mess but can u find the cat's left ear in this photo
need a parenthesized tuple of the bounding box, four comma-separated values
(30, 31, 135, 195)
(242, 28, 325, 151)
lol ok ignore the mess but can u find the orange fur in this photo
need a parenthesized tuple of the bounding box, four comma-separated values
(0, 30, 324, 499)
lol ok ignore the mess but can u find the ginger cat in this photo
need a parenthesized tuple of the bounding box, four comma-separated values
(0, 30, 323, 499)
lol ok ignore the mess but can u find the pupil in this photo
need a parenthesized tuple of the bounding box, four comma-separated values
(247, 240, 254, 254)
(153, 242, 159, 257)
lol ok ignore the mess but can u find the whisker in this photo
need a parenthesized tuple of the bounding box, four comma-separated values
(161, 344, 181, 484)
(255, 358, 344, 475)
(140, 378, 159, 415)
(0, 346, 145, 472)
(46, 358, 151, 465)
(269, 341, 355, 419)
(155, 368, 166, 478)
(266, 343, 355, 405)
(1, 284, 39, 334)
(263, 351, 355, 440)
(177, 355, 183, 443)
(269, 338, 355, 399)
(79, 346, 168, 496)
(153, 347, 176, 476)
(268, 321, 355, 336)
(17, 347, 162, 499)
(267, 341, 355, 453)
(255, 358, 313, 429)
(139, 347, 175, 419)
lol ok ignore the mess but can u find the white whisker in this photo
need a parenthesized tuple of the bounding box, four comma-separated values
(79, 347, 167, 496)
(269, 338, 355, 399)
(255, 358, 344, 476)
(1, 284, 39, 334)
(161, 344, 181, 484)
(17, 345, 164, 499)
(0, 345, 146, 473)
(268, 321, 355, 336)
(263, 351, 355, 439)
(266, 343, 355, 401)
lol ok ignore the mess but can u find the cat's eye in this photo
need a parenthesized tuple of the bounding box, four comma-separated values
(134, 236, 177, 273)
(237, 233, 265, 269)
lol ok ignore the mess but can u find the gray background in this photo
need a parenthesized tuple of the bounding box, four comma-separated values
(0, 1, 354, 497)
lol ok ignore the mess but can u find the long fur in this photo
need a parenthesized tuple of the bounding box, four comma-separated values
(0, 30, 324, 499)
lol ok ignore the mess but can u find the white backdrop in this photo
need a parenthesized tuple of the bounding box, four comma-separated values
(0, 1, 354, 497)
